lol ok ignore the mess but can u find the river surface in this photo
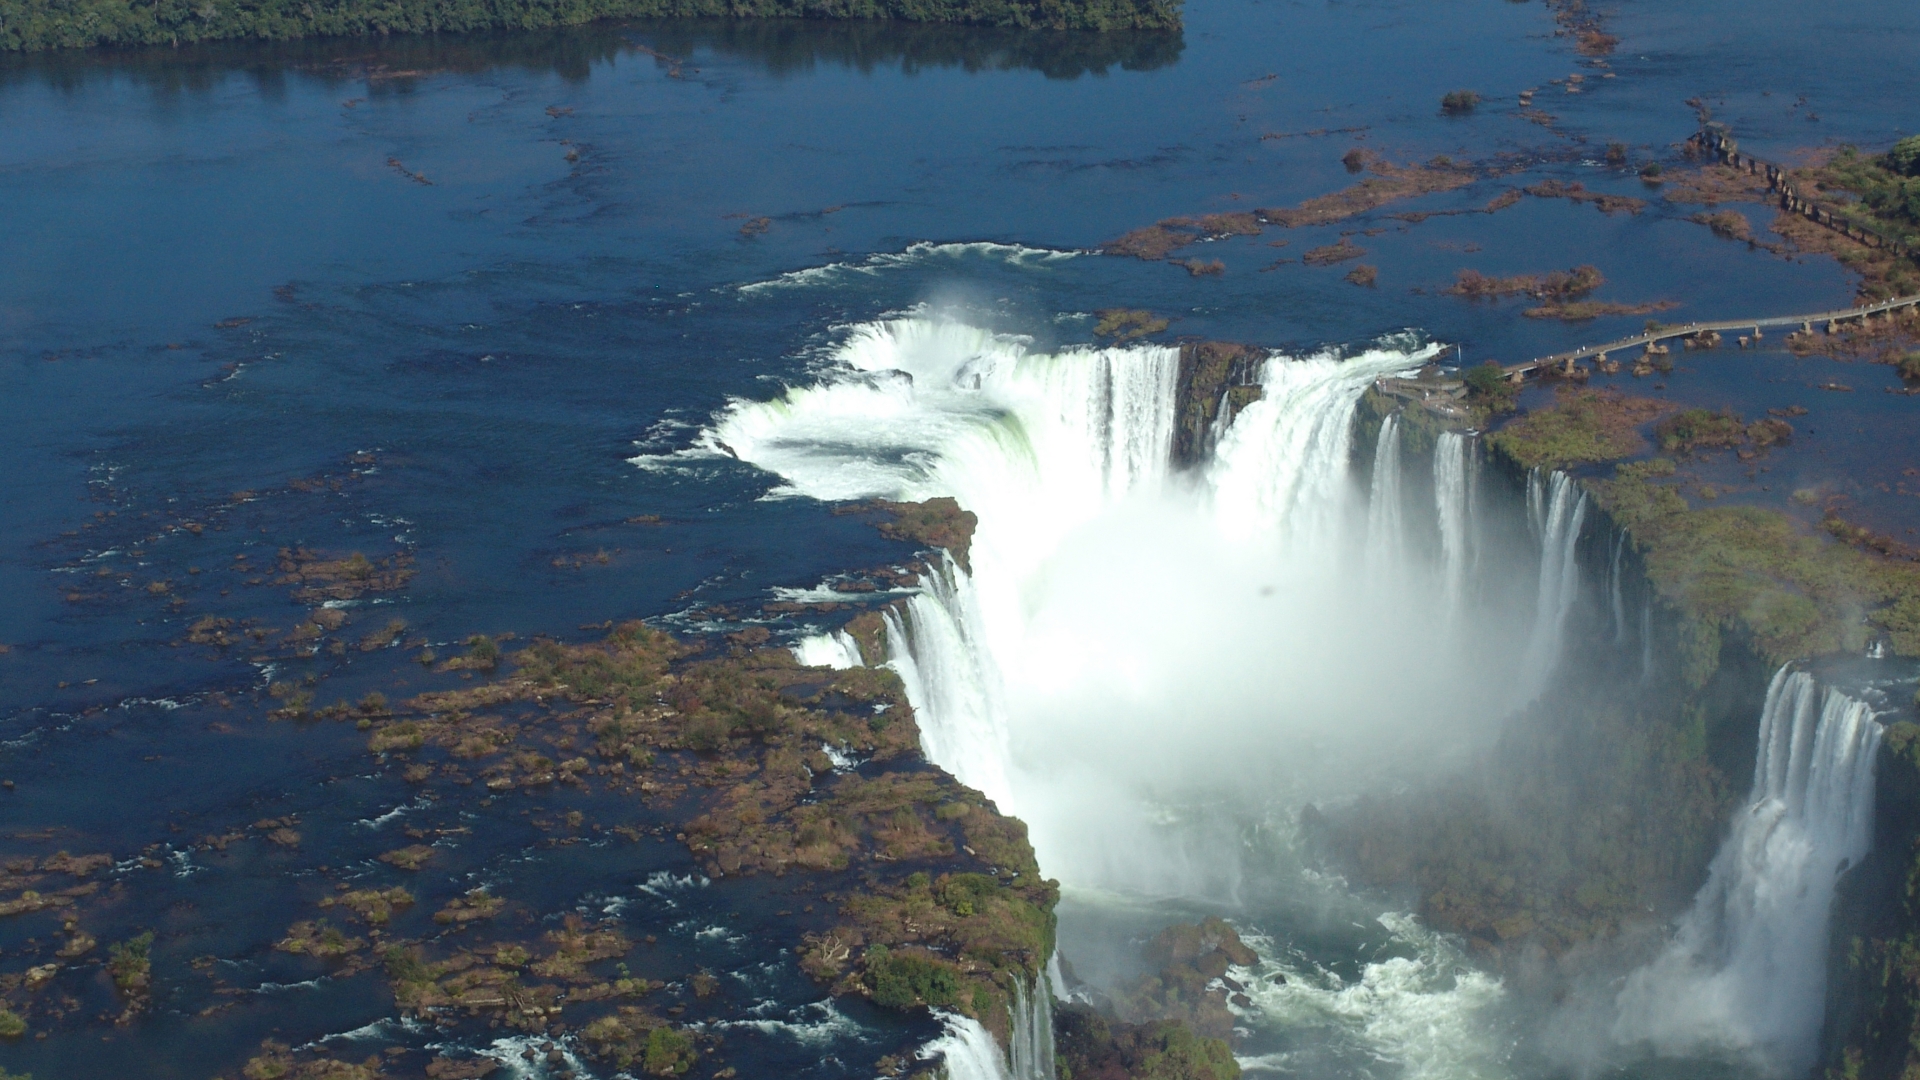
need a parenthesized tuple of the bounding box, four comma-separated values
(2, 0, 1918, 1076)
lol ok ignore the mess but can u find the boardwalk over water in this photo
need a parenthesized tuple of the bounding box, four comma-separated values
(1506, 291, 1920, 378)
(1374, 291, 1920, 413)
(1377, 122, 1920, 408)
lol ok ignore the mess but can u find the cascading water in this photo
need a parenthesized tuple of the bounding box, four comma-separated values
(1208, 350, 1409, 550)
(1515, 470, 1588, 704)
(1640, 600, 1655, 682)
(696, 315, 1534, 1076)
(1607, 532, 1628, 646)
(920, 1013, 1013, 1080)
(1433, 430, 1475, 620)
(907, 976, 1052, 1080)
(1008, 976, 1056, 1080)
(880, 553, 1014, 807)
(1364, 414, 1406, 574)
(1613, 667, 1883, 1076)
(791, 628, 864, 670)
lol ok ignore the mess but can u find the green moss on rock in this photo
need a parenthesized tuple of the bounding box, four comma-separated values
(1591, 461, 1920, 662)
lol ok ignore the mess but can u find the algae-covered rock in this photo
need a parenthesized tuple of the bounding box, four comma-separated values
(1173, 342, 1264, 467)
(871, 498, 978, 572)
(320, 887, 413, 926)
(1113, 917, 1259, 1039)
(1055, 1003, 1240, 1080)
(240, 1039, 385, 1079)
(275, 920, 364, 958)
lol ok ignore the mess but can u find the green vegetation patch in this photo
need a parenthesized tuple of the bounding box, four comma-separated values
(1445, 265, 1604, 301)
(1813, 146, 1920, 240)
(1592, 460, 1920, 661)
(1093, 308, 1171, 341)
(1654, 408, 1793, 456)
(1460, 360, 1519, 418)
(1487, 387, 1668, 471)
(864, 944, 964, 1007)
(1893, 135, 1920, 178)
(106, 930, 153, 994)
(517, 620, 687, 703)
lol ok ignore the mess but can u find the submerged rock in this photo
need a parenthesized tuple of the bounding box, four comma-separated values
(1113, 917, 1259, 1040)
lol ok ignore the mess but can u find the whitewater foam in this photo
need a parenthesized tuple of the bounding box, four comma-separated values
(735, 241, 1082, 295)
(920, 1012, 1013, 1080)
(1232, 916, 1511, 1080)
(712, 998, 863, 1046)
(792, 628, 864, 669)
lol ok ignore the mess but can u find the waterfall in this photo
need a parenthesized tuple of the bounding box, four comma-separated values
(792, 629, 864, 669)
(1640, 599, 1654, 682)
(1045, 952, 1071, 1003)
(1204, 389, 1238, 460)
(1208, 350, 1419, 548)
(1364, 414, 1405, 573)
(880, 554, 1014, 808)
(703, 320, 1489, 874)
(1515, 470, 1588, 703)
(1008, 975, 1057, 1080)
(1613, 667, 1882, 1075)
(1608, 532, 1627, 646)
(1433, 430, 1474, 618)
(688, 316, 1545, 1076)
(920, 1013, 1012, 1080)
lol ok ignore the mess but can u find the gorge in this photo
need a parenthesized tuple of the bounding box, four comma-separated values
(705, 314, 1915, 1079)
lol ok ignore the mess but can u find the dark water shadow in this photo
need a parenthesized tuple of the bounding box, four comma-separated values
(0, 17, 1181, 94)
(633, 16, 1183, 78)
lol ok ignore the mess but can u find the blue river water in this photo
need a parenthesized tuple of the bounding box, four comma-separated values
(1, 0, 1917, 1075)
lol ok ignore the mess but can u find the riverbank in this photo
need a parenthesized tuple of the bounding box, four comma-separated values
(0, 0, 1181, 53)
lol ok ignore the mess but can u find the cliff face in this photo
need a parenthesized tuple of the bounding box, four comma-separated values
(1170, 341, 1265, 468)
(1328, 383, 1920, 1077)
(1307, 449, 1762, 982)
(1823, 732, 1920, 1080)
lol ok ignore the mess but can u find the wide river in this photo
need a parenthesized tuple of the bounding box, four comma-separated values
(2, 0, 1917, 1076)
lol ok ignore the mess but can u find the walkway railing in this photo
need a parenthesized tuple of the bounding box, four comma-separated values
(1506, 292, 1920, 379)
(1692, 125, 1916, 260)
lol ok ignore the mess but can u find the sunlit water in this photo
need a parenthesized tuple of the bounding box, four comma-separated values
(3, 0, 1919, 1076)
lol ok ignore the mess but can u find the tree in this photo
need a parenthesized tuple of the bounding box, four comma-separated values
(1890, 134, 1920, 177)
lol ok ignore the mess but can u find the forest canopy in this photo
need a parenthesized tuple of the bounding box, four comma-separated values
(0, 0, 1182, 52)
